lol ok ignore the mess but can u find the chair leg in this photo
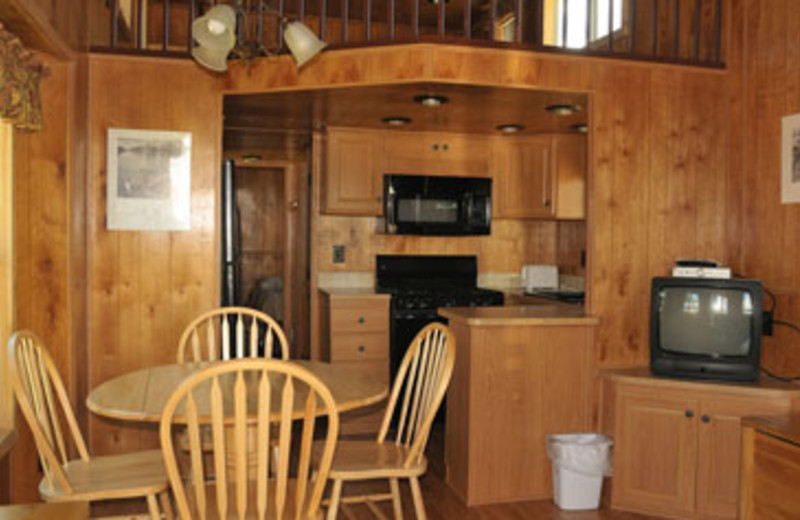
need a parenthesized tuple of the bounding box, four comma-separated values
(389, 478, 403, 520)
(160, 490, 175, 520)
(146, 493, 161, 520)
(408, 477, 427, 520)
(326, 479, 343, 520)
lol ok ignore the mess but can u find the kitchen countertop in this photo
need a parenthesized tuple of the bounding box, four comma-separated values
(438, 305, 599, 326)
(318, 287, 389, 298)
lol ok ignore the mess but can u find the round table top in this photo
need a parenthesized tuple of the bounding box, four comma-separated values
(87, 360, 388, 423)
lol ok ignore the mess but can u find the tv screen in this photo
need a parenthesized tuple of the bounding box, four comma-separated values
(658, 287, 755, 357)
(650, 277, 763, 382)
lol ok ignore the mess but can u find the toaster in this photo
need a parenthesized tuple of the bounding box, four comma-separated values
(521, 264, 559, 292)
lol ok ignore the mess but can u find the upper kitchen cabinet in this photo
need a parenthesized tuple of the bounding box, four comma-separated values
(323, 127, 384, 215)
(384, 131, 491, 177)
(493, 134, 586, 220)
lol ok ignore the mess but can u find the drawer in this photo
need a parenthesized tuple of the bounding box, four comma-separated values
(330, 304, 389, 332)
(336, 360, 389, 384)
(330, 332, 389, 361)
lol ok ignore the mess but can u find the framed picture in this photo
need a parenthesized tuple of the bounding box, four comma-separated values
(106, 128, 192, 230)
(781, 113, 800, 204)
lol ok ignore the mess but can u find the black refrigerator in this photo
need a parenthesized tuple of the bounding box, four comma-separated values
(221, 159, 241, 306)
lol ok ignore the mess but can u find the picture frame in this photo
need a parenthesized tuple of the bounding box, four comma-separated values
(781, 113, 800, 204)
(106, 128, 192, 230)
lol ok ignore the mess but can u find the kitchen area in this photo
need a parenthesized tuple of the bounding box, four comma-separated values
(223, 81, 598, 505)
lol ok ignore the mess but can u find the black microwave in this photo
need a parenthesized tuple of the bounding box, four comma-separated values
(384, 174, 492, 236)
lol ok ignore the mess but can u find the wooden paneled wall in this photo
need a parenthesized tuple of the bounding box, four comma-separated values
(0, 0, 87, 56)
(726, 0, 800, 376)
(11, 53, 87, 503)
(225, 44, 730, 369)
(86, 55, 222, 455)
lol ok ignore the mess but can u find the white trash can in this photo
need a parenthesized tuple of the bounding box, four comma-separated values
(546, 433, 613, 511)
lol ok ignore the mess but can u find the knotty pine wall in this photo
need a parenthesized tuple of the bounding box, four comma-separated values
(86, 55, 222, 455)
(226, 44, 730, 369)
(11, 53, 88, 503)
(726, 0, 800, 376)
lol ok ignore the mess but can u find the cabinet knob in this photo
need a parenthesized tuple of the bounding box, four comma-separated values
(701, 415, 711, 424)
(442, 143, 450, 151)
(358, 346, 366, 353)
(376, 195, 382, 202)
(543, 199, 552, 207)
(357, 316, 365, 324)
(685, 409, 695, 419)
(432, 144, 439, 151)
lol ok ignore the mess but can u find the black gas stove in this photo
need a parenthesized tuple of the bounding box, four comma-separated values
(376, 255, 504, 376)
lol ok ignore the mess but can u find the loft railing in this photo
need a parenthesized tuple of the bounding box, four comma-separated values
(90, 0, 725, 68)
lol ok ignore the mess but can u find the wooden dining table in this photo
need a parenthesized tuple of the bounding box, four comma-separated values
(87, 360, 389, 423)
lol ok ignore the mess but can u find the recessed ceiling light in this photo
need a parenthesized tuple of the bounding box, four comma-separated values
(413, 94, 449, 107)
(545, 103, 581, 116)
(496, 124, 525, 134)
(572, 123, 588, 133)
(382, 116, 412, 126)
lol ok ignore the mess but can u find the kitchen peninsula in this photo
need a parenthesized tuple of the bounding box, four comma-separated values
(439, 304, 599, 506)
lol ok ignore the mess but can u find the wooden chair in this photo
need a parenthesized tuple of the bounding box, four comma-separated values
(159, 359, 340, 519)
(177, 307, 290, 363)
(321, 323, 456, 520)
(6, 331, 170, 519)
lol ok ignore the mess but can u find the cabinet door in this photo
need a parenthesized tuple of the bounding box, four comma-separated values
(384, 132, 490, 177)
(553, 134, 586, 220)
(493, 136, 555, 219)
(613, 387, 698, 517)
(324, 129, 383, 215)
(696, 395, 790, 519)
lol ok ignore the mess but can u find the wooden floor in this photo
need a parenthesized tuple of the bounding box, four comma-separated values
(94, 425, 661, 519)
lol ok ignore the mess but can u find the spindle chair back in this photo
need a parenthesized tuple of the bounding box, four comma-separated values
(177, 307, 289, 363)
(159, 359, 339, 519)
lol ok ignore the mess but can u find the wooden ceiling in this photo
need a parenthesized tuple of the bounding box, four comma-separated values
(223, 83, 588, 153)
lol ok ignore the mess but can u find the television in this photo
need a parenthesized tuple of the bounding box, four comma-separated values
(650, 277, 763, 382)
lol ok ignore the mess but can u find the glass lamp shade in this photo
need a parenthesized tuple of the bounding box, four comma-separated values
(283, 21, 327, 67)
(191, 45, 231, 72)
(192, 4, 236, 49)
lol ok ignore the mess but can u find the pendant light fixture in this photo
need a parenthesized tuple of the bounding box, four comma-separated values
(191, 1, 327, 72)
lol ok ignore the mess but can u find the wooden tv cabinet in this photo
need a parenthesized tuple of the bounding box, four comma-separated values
(602, 369, 800, 519)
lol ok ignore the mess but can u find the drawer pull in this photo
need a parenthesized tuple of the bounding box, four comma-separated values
(357, 316, 365, 324)
(685, 409, 695, 419)
(358, 346, 366, 353)
(701, 415, 711, 424)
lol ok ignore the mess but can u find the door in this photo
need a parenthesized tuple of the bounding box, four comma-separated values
(324, 128, 383, 215)
(493, 136, 555, 219)
(696, 395, 790, 519)
(613, 386, 698, 517)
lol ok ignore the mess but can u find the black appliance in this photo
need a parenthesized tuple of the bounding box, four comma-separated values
(524, 289, 585, 304)
(221, 159, 241, 306)
(384, 175, 492, 236)
(376, 255, 504, 378)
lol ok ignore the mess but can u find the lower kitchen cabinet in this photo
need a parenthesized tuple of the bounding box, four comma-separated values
(605, 370, 800, 519)
(319, 290, 390, 435)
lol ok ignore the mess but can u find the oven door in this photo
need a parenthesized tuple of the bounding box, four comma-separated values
(385, 175, 491, 235)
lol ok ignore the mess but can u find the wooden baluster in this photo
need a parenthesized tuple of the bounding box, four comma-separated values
(438, 0, 445, 36)
(211, 376, 228, 517)
(713, 0, 721, 64)
(630, 0, 637, 53)
(186, 393, 207, 518)
(250, 318, 259, 358)
(319, 0, 327, 41)
(295, 391, 317, 517)
(256, 369, 271, 519)
(276, 375, 294, 520)
(257, 0, 265, 50)
(111, 0, 120, 47)
(191, 330, 202, 362)
(560, 0, 567, 46)
(608, 0, 614, 51)
(404, 335, 432, 446)
(652, 0, 659, 56)
(365, 0, 372, 41)
(236, 314, 245, 359)
(463, 0, 471, 39)
(341, 0, 348, 45)
(394, 345, 421, 444)
(389, 0, 395, 40)
(234, 371, 247, 519)
(222, 316, 231, 361)
(187, 0, 196, 53)
(413, 0, 419, 37)
(514, 0, 522, 43)
(163, 0, 171, 51)
(278, 0, 286, 51)
(585, 0, 591, 48)
(692, 0, 701, 62)
(673, 0, 680, 58)
(138, 0, 146, 49)
(491, 0, 497, 40)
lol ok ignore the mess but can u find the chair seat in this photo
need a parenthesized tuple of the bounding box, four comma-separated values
(39, 449, 168, 502)
(182, 480, 324, 519)
(314, 440, 427, 480)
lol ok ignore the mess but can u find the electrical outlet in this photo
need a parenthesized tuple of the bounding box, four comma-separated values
(333, 245, 345, 264)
